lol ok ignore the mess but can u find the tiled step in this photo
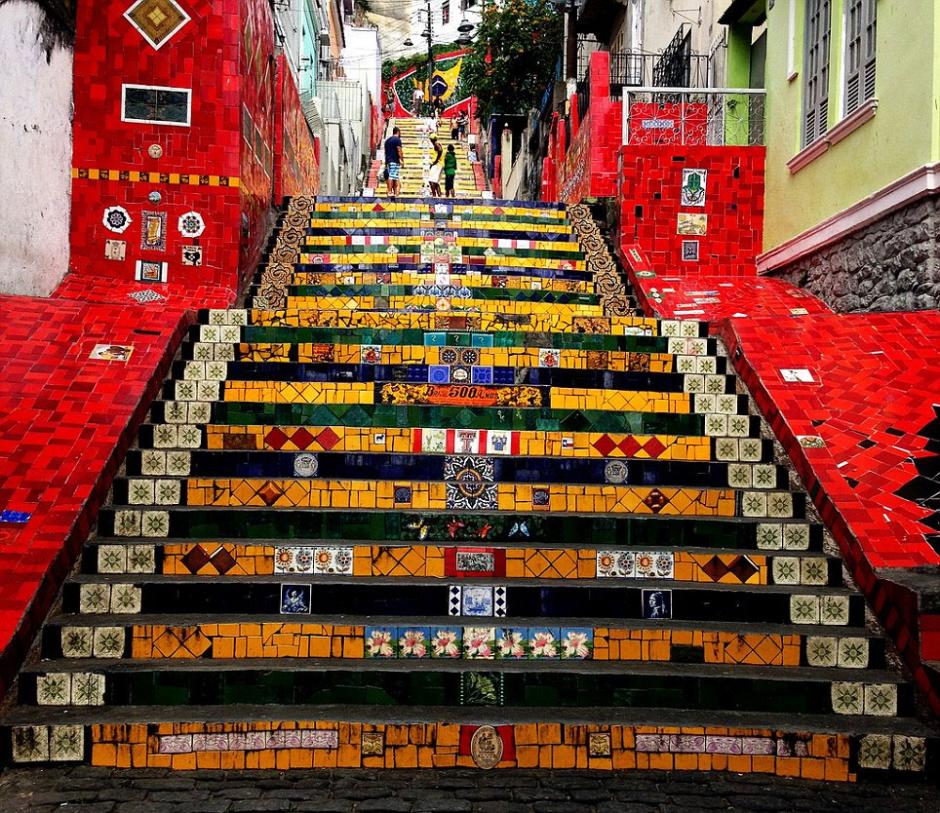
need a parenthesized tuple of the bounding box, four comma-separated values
(4, 705, 932, 777)
(93, 511, 822, 549)
(17, 660, 914, 718)
(41, 616, 884, 667)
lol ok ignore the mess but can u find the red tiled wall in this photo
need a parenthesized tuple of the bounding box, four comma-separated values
(70, 0, 265, 299)
(553, 51, 622, 203)
(618, 145, 765, 277)
(274, 54, 320, 202)
(238, 0, 276, 277)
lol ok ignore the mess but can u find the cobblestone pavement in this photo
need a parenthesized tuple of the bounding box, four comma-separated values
(1, 767, 939, 813)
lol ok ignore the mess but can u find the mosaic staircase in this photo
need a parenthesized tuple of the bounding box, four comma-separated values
(2, 196, 937, 781)
(370, 117, 483, 199)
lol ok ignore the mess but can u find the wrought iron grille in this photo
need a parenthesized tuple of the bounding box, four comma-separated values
(653, 24, 693, 88)
(622, 88, 767, 147)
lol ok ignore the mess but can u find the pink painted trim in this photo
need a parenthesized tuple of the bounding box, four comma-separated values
(758, 161, 940, 273)
(785, 138, 829, 174)
(824, 98, 878, 147)
(786, 99, 878, 175)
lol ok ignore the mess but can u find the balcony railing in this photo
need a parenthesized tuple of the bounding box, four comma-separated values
(621, 88, 767, 147)
(609, 52, 713, 91)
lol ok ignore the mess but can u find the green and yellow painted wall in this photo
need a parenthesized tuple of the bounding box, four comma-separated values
(725, 0, 940, 256)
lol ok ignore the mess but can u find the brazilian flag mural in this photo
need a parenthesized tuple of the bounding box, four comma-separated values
(389, 51, 473, 116)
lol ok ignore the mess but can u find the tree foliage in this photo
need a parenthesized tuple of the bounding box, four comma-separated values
(462, 0, 562, 121)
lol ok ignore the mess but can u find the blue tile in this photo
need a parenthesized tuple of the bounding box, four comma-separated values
(0, 510, 31, 524)
(471, 366, 493, 385)
(424, 332, 447, 347)
(471, 333, 495, 348)
(428, 365, 450, 384)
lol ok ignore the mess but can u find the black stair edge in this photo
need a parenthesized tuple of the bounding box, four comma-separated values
(18, 658, 907, 685)
(39, 613, 879, 637)
(2, 703, 935, 737)
(62, 573, 856, 596)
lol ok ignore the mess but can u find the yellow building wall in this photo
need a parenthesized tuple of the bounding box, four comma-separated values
(763, 0, 940, 251)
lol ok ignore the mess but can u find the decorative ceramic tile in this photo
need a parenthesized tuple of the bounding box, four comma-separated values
(127, 545, 156, 574)
(771, 556, 800, 585)
(560, 628, 593, 659)
(36, 673, 71, 705)
(280, 584, 311, 614)
(11, 726, 49, 762)
(820, 595, 850, 626)
(110, 584, 142, 614)
(361, 731, 384, 756)
(97, 545, 127, 574)
(461, 585, 494, 617)
(857, 734, 892, 769)
(49, 725, 84, 762)
(93, 627, 126, 659)
(462, 626, 496, 659)
(71, 672, 106, 706)
(79, 584, 111, 614)
(755, 524, 783, 550)
(528, 628, 559, 658)
(497, 628, 527, 659)
(61, 627, 94, 659)
(398, 627, 430, 658)
(430, 629, 461, 658)
(141, 510, 170, 537)
(800, 557, 828, 586)
(604, 460, 628, 484)
(90, 344, 134, 362)
(365, 628, 396, 658)
(805, 636, 837, 668)
(588, 732, 611, 757)
(596, 550, 634, 578)
(448, 585, 462, 616)
(892, 735, 926, 771)
(727, 463, 751, 488)
(837, 637, 869, 669)
(831, 682, 864, 715)
(641, 589, 671, 620)
(789, 595, 819, 625)
(124, 0, 191, 50)
(863, 683, 897, 716)
(313, 546, 353, 574)
(782, 524, 810, 550)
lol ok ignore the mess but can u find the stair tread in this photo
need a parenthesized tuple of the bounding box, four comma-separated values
(4, 704, 935, 736)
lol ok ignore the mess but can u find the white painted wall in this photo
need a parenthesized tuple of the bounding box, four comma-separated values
(0, 1, 73, 296)
(342, 26, 382, 103)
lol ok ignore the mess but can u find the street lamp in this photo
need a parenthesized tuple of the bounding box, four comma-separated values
(457, 16, 474, 45)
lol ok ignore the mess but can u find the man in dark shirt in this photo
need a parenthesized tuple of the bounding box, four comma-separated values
(383, 126, 403, 199)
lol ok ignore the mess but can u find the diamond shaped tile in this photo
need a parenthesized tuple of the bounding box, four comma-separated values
(124, 0, 191, 50)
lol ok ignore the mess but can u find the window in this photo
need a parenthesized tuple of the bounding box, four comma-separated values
(461, 0, 476, 9)
(121, 84, 191, 126)
(442, 1, 450, 24)
(844, 0, 876, 114)
(802, 0, 831, 146)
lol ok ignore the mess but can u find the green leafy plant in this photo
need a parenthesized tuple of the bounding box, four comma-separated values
(462, 0, 562, 121)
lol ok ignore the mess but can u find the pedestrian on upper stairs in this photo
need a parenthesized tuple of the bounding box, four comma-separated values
(444, 144, 457, 198)
(428, 134, 444, 197)
(412, 86, 424, 116)
(457, 110, 469, 142)
(384, 126, 404, 200)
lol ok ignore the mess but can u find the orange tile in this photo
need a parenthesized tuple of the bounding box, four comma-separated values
(801, 758, 826, 781)
(553, 745, 576, 768)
